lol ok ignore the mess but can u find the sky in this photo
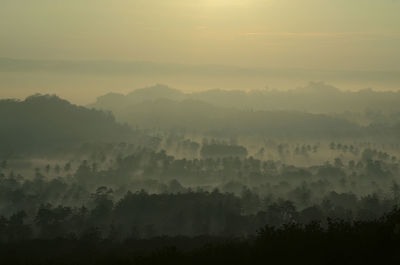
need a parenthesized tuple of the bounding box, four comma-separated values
(0, 0, 399, 103)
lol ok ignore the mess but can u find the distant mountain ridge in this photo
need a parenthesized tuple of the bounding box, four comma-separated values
(92, 84, 185, 111)
(90, 83, 400, 114)
(88, 85, 368, 139)
(88, 83, 400, 139)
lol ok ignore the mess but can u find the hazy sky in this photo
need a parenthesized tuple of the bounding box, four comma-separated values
(1, 0, 400, 71)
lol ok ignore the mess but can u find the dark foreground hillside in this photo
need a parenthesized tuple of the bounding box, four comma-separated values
(1, 208, 400, 265)
(0, 94, 143, 156)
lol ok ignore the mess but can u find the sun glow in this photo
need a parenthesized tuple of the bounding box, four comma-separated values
(201, 0, 248, 8)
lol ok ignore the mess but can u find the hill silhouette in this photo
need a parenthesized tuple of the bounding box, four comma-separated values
(91, 83, 400, 114)
(111, 98, 361, 138)
(89, 85, 367, 138)
(88, 83, 400, 139)
(0, 94, 136, 156)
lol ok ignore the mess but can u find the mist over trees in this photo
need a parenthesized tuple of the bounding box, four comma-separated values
(2, 0, 400, 262)
(1, 84, 400, 264)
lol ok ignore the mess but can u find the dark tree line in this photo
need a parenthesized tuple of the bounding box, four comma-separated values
(1, 181, 400, 242)
(2, 207, 400, 264)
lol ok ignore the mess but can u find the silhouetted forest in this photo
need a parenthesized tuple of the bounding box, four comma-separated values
(1, 89, 400, 264)
(2, 208, 400, 264)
